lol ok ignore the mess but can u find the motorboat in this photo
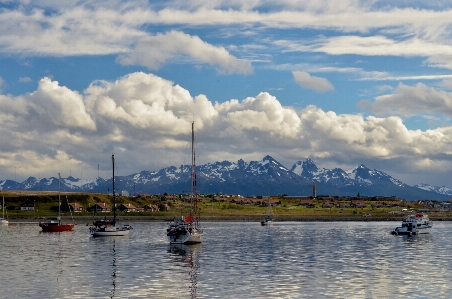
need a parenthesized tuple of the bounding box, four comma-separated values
(391, 213, 432, 236)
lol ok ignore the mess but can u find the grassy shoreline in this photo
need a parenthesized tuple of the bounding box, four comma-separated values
(2, 190, 451, 223)
(6, 214, 452, 223)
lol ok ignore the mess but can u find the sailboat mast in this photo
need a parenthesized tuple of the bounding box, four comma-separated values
(58, 173, 61, 221)
(112, 154, 116, 225)
(191, 122, 198, 227)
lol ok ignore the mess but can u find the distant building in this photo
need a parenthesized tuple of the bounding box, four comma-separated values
(143, 204, 159, 212)
(20, 199, 34, 211)
(118, 203, 143, 212)
(87, 203, 111, 212)
(67, 202, 84, 212)
(299, 198, 314, 207)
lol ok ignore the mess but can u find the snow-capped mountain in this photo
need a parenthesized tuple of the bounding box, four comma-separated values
(414, 184, 452, 196)
(0, 156, 448, 200)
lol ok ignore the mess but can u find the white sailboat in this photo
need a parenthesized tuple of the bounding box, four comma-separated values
(261, 196, 274, 226)
(90, 154, 132, 236)
(167, 122, 203, 244)
(1, 196, 8, 225)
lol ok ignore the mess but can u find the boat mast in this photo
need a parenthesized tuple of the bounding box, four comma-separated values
(58, 173, 61, 223)
(112, 154, 116, 226)
(191, 122, 198, 228)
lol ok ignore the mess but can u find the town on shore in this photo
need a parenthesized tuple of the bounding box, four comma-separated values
(2, 190, 452, 222)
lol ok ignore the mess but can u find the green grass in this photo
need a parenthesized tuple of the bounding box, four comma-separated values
(0, 191, 445, 218)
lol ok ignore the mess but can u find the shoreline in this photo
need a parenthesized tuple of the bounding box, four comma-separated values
(6, 214, 452, 223)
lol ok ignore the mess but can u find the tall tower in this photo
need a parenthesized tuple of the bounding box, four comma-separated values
(313, 184, 317, 198)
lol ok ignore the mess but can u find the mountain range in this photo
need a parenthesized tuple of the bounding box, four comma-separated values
(1, 155, 451, 201)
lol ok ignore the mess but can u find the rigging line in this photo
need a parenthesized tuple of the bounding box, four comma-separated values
(66, 195, 75, 222)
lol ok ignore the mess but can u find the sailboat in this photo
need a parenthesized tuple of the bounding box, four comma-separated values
(260, 196, 274, 226)
(39, 173, 75, 232)
(1, 196, 8, 225)
(90, 154, 131, 236)
(167, 121, 203, 244)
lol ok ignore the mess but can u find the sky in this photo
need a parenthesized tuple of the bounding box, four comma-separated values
(1, 0, 452, 188)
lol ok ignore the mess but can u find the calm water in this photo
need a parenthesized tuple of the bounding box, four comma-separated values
(1, 221, 452, 299)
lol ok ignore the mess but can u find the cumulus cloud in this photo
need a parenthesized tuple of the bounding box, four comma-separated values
(1, 71, 452, 187)
(117, 31, 253, 74)
(357, 82, 452, 117)
(292, 71, 334, 92)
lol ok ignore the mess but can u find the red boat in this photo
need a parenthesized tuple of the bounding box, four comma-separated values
(39, 173, 75, 232)
(39, 218, 74, 232)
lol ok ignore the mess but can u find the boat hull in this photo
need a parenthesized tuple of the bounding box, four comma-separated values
(391, 226, 431, 235)
(91, 230, 130, 237)
(168, 232, 203, 244)
(39, 223, 75, 232)
(90, 226, 130, 237)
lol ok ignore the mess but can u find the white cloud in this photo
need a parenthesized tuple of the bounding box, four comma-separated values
(292, 71, 334, 92)
(0, 77, 96, 132)
(117, 31, 253, 74)
(278, 36, 452, 58)
(1, 72, 452, 187)
(2, 3, 452, 57)
(357, 82, 452, 117)
(425, 55, 452, 70)
(19, 77, 32, 83)
(437, 78, 452, 90)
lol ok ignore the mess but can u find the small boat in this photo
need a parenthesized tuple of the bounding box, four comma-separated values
(261, 215, 273, 226)
(391, 213, 432, 236)
(167, 122, 203, 244)
(39, 174, 74, 232)
(1, 196, 8, 225)
(90, 154, 131, 237)
(260, 196, 274, 226)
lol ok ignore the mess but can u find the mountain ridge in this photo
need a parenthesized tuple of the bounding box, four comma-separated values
(0, 156, 449, 201)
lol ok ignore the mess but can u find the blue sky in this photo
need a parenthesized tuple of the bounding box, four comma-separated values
(1, 0, 452, 189)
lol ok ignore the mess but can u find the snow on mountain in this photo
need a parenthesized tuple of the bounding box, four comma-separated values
(0, 155, 449, 200)
(414, 184, 452, 196)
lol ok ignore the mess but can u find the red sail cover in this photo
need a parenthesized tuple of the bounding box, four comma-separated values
(184, 215, 194, 223)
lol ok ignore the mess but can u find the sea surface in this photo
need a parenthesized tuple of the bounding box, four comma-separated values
(1, 221, 451, 299)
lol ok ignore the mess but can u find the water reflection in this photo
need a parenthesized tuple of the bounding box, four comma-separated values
(89, 236, 128, 298)
(168, 244, 202, 299)
(3, 222, 452, 298)
(111, 239, 117, 298)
